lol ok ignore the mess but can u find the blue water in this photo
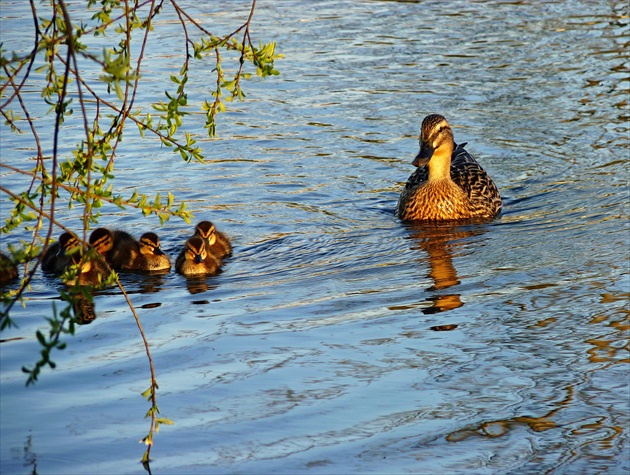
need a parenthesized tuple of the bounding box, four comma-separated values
(1, 1, 628, 474)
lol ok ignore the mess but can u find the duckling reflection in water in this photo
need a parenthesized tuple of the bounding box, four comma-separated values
(89, 228, 170, 272)
(194, 221, 232, 259)
(397, 114, 502, 221)
(176, 236, 221, 276)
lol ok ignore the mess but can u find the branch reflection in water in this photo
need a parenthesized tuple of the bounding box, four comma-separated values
(404, 221, 489, 321)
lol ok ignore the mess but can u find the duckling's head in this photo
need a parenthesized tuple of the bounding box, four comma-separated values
(194, 221, 218, 246)
(185, 236, 207, 264)
(59, 232, 80, 256)
(60, 234, 87, 266)
(139, 232, 164, 256)
(89, 228, 114, 256)
(195, 221, 215, 238)
(413, 114, 455, 167)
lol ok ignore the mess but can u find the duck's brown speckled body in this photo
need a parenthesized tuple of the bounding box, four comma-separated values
(396, 114, 502, 221)
(64, 251, 113, 287)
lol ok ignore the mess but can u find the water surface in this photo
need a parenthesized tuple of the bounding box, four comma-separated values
(1, 1, 628, 474)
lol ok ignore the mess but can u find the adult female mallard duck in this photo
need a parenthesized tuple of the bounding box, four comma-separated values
(396, 114, 502, 221)
(194, 221, 232, 259)
(175, 236, 221, 276)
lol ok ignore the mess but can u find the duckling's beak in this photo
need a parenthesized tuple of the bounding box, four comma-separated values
(154, 248, 165, 256)
(194, 254, 203, 264)
(413, 142, 433, 167)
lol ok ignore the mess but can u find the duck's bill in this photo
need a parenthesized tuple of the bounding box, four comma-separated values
(412, 143, 433, 167)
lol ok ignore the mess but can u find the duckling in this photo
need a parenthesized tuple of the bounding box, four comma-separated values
(89, 228, 140, 270)
(135, 232, 171, 271)
(41, 232, 112, 286)
(194, 220, 232, 258)
(396, 114, 502, 221)
(175, 236, 221, 276)
(63, 248, 113, 287)
(41, 232, 80, 274)
(0, 252, 18, 284)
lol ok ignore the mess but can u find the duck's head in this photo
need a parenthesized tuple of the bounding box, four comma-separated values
(139, 232, 165, 256)
(413, 114, 455, 167)
(185, 236, 207, 264)
(89, 228, 114, 256)
(194, 221, 217, 246)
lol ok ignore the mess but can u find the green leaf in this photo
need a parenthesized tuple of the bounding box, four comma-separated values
(36, 331, 46, 346)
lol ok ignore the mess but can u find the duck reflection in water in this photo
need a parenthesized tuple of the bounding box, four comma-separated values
(406, 222, 487, 316)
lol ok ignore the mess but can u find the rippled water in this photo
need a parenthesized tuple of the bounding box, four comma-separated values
(1, 1, 629, 474)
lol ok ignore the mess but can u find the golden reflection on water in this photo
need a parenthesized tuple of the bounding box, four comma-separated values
(405, 222, 487, 316)
(585, 305, 630, 365)
(446, 385, 574, 443)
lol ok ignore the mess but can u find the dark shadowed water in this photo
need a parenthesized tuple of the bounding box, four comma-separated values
(1, 1, 628, 474)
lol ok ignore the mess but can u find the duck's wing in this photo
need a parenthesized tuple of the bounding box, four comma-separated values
(451, 160, 502, 216)
(450, 142, 478, 167)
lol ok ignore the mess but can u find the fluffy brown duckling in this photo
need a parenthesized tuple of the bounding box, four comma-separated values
(89, 228, 138, 270)
(41, 232, 79, 274)
(63, 248, 113, 287)
(175, 236, 221, 276)
(136, 232, 171, 271)
(90, 228, 171, 272)
(194, 220, 232, 259)
(0, 252, 18, 284)
(41, 232, 112, 286)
